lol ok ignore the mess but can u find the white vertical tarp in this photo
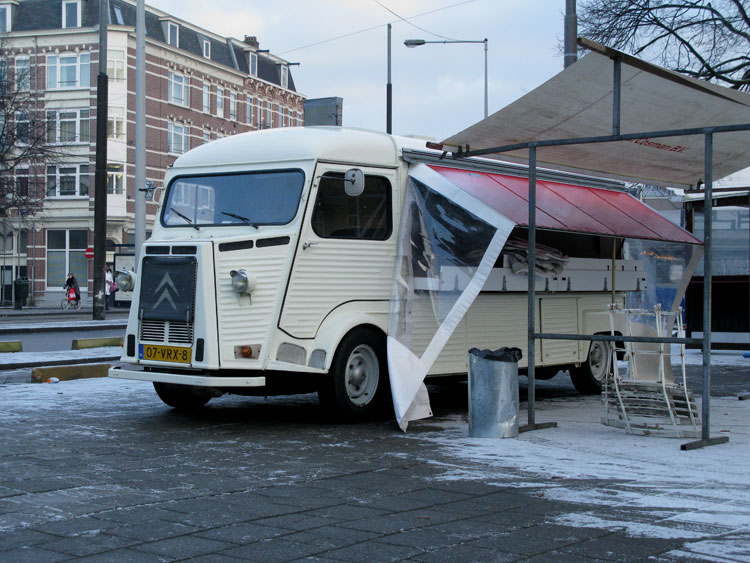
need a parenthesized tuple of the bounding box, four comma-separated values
(387, 164, 515, 431)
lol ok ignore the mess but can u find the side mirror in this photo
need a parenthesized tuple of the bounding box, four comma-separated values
(140, 180, 161, 202)
(344, 169, 364, 197)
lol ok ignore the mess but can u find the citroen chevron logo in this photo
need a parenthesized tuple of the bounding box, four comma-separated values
(151, 272, 179, 312)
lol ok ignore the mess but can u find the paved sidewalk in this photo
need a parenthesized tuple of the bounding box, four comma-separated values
(0, 377, 748, 562)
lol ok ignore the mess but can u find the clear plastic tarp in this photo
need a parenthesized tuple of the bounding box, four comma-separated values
(387, 164, 514, 431)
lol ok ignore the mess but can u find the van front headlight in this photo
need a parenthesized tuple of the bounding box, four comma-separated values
(230, 269, 256, 295)
(115, 269, 136, 292)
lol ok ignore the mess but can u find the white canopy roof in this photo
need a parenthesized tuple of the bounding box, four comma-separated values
(444, 40, 750, 188)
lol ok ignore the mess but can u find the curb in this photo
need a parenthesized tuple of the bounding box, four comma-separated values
(0, 320, 127, 335)
(0, 353, 122, 370)
(32, 363, 111, 383)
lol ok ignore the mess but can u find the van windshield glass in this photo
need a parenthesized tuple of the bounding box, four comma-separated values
(162, 170, 305, 227)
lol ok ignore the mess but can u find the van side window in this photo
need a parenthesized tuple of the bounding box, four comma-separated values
(312, 173, 392, 240)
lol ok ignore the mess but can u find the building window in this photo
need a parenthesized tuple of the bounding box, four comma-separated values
(46, 229, 88, 288)
(229, 92, 237, 120)
(112, 4, 124, 25)
(0, 6, 10, 32)
(168, 122, 188, 154)
(202, 129, 210, 144)
(46, 164, 89, 197)
(249, 53, 257, 76)
(46, 109, 90, 144)
(266, 100, 272, 128)
(202, 83, 210, 113)
(280, 65, 288, 89)
(107, 164, 124, 194)
(46, 53, 90, 90)
(15, 111, 29, 145)
(297, 110, 302, 126)
(167, 21, 179, 47)
(107, 107, 125, 140)
(245, 96, 252, 125)
(202, 39, 211, 59)
(15, 168, 29, 197)
(168, 70, 188, 106)
(107, 49, 125, 80)
(257, 98, 263, 128)
(62, 0, 80, 29)
(216, 87, 224, 117)
(15, 57, 29, 91)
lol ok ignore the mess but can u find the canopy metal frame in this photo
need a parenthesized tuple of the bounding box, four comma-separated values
(451, 46, 750, 450)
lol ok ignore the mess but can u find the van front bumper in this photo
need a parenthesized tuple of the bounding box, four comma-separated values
(108, 366, 265, 387)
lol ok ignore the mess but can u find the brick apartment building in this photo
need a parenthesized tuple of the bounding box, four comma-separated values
(0, 0, 304, 306)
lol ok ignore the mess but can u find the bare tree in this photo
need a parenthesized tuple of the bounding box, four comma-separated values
(578, 0, 750, 90)
(0, 36, 66, 219)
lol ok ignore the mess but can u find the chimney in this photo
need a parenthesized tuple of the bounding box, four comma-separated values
(244, 36, 259, 49)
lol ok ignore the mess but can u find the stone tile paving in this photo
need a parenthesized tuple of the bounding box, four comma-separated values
(0, 376, 747, 562)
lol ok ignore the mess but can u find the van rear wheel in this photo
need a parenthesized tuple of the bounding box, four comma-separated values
(318, 328, 389, 421)
(153, 382, 212, 410)
(570, 340, 611, 394)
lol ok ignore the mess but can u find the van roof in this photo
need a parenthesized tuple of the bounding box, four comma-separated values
(172, 127, 435, 170)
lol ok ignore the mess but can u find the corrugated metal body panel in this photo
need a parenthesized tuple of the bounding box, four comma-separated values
(428, 165, 701, 245)
(465, 295, 530, 369)
(280, 240, 395, 338)
(540, 297, 579, 364)
(215, 245, 290, 367)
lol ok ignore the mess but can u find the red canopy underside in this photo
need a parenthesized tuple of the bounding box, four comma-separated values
(429, 165, 701, 245)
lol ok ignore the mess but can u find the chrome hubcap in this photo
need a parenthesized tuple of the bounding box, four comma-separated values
(589, 341, 610, 382)
(345, 344, 379, 406)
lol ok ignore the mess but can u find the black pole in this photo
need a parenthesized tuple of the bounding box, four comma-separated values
(93, 2, 108, 320)
(386, 23, 392, 134)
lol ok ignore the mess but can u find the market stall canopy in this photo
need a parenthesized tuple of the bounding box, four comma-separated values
(444, 39, 750, 188)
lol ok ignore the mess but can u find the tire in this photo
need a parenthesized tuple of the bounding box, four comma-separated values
(318, 328, 389, 422)
(61, 298, 69, 310)
(570, 340, 611, 394)
(153, 382, 212, 410)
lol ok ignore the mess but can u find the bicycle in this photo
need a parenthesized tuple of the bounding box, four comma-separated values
(61, 287, 82, 310)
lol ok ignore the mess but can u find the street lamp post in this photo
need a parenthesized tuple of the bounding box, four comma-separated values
(404, 38, 488, 118)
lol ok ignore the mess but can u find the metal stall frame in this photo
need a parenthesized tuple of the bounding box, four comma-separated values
(451, 49, 749, 450)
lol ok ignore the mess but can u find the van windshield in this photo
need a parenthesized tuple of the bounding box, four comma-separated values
(162, 169, 305, 228)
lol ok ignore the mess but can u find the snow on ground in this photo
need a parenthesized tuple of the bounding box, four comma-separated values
(411, 392, 750, 561)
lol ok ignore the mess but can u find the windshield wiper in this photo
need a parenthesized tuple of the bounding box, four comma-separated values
(169, 207, 199, 230)
(221, 211, 258, 228)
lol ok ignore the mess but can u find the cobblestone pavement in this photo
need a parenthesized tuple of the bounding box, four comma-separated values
(0, 370, 748, 562)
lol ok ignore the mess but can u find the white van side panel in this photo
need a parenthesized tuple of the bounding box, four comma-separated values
(540, 297, 580, 365)
(280, 239, 395, 338)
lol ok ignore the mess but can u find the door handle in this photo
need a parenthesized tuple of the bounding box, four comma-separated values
(302, 242, 319, 250)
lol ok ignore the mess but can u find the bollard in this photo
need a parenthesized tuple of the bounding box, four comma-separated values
(468, 347, 522, 438)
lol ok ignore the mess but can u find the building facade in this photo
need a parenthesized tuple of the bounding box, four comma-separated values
(0, 0, 304, 306)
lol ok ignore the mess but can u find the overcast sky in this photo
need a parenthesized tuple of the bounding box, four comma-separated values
(146, 0, 569, 141)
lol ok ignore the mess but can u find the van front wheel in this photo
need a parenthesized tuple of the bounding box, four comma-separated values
(153, 382, 212, 410)
(319, 328, 389, 421)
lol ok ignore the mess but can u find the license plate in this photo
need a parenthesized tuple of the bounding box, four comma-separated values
(139, 344, 192, 364)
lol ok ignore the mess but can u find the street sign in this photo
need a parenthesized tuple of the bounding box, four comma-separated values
(84, 247, 94, 259)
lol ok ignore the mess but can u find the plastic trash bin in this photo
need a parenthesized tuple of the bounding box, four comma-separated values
(468, 347, 522, 438)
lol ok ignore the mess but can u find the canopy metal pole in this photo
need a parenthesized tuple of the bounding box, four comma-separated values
(520, 144, 557, 433)
(612, 57, 621, 135)
(681, 132, 728, 450)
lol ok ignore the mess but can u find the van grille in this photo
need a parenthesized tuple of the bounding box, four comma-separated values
(140, 320, 194, 345)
